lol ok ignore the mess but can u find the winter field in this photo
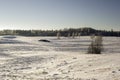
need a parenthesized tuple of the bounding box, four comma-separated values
(0, 36, 120, 80)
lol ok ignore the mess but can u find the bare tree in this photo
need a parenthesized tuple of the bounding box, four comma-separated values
(72, 32, 75, 39)
(75, 32, 78, 37)
(88, 35, 103, 54)
(78, 33, 81, 37)
(67, 33, 70, 38)
(57, 32, 61, 39)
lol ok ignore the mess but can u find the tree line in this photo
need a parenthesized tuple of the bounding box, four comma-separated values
(0, 27, 119, 37)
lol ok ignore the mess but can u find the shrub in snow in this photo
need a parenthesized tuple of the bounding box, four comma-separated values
(90, 34, 95, 39)
(39, 39, 50, 42)
(88, 35, 103, 54)
(42, 71, 48, 74)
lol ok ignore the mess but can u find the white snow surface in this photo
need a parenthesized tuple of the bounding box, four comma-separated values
(0, 36, 120, 80)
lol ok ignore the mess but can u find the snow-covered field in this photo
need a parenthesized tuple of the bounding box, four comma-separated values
(0, 36, 120, 80)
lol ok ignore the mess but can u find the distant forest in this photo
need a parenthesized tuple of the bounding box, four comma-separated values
(0, 27, 120, 37)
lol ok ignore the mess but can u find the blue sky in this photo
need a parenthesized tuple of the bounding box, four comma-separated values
(0, 0, 120, 30)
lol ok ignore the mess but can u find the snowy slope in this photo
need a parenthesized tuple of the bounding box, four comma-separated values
(0, 36, 120, 80)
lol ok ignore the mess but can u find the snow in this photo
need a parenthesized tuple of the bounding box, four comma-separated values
(0, 36, 120, 80)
